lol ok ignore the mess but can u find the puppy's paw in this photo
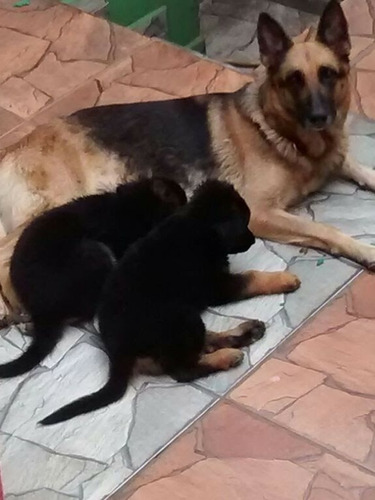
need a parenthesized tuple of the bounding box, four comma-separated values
(277, 271, 301, 293)
(234, 320, 266, 346)
(218, 348, 244, 370)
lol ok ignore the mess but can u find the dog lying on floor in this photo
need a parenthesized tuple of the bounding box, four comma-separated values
(41, 181, 268, 425)
(0, 178, 187, 378)
(0, 0, 370, 322)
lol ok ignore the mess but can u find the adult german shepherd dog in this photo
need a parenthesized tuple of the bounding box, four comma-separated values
(0, 0, 372, 322)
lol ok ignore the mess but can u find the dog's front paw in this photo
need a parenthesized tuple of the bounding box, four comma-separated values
(267, 271, 301, 294)
(356, 244, 375, 271)
(215, 348, 244, 370)
(275, 271, 301, 293)
(225, 348, 245, 368)
(364, 250, 375, 272)
(366, 260, 375, 272)
(235, 320, 266, 345)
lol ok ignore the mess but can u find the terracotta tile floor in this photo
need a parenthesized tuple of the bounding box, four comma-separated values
(0, 0, 252, 149)
(345, 0, 375, 118)
(115, 273, 375, 500)
(1, 0, 375, 499)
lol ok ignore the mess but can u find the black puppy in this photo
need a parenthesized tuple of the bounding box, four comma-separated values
(41, 180, 266, 425)
(1, 178, 186, 378)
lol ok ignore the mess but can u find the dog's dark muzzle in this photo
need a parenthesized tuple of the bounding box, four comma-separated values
(302, 91, 336, 131)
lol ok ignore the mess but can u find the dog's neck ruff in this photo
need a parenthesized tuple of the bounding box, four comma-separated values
(240, 82, 302, 163)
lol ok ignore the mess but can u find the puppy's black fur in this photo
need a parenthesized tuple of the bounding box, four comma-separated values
(2, 178, 186, 378)
(41, 181, 266, 426)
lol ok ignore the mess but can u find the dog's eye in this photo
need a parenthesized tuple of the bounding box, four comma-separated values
(319, 66, 338, 83)
(285, 70, 305, 88)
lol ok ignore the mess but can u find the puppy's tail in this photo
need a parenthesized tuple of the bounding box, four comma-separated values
(40, 358, 134, 425)
(0, 321, 62, 378)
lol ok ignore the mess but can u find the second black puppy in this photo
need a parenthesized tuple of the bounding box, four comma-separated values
(41, 180, 268, 425)
(1, 178, 186, 378)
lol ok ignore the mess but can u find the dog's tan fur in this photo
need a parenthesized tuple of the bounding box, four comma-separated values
(0, 120, 129, 233)
(0, 1, 374, 322)
(0, 120, 134, 318)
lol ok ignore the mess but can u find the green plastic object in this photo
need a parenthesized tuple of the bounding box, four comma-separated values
(13, 0, 30, 6)
(107, 0, 204, 52)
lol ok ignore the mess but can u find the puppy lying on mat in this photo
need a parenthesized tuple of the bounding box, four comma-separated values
(40, 181, 296, 425)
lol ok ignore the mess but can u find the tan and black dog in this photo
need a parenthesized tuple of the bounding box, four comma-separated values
(0, 0, 372, 321)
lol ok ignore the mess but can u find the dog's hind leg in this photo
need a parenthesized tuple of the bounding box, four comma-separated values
(204, 320, 266, 353)
(157, 305, 245, 382)
(0, 224, 29, 325)
(170, 348, 245, 383)
(251, 208, 375, 270)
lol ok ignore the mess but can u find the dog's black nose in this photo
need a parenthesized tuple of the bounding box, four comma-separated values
(308, 113, 329, 129)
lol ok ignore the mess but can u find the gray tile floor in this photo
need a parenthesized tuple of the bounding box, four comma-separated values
(200, 0, 318, 65)
(1, 112, 375, 499)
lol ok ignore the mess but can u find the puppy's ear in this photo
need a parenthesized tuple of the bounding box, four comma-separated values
(257, 13, 293, 69)
(316, 0, 350, 60)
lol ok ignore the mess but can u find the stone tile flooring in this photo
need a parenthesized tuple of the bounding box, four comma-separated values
(0, 0, 252, 150)
(1, 0, 375, 499)
(345, 0, 375, 119)
(200, 0, 318, 66)
(201, 0, 375, 120)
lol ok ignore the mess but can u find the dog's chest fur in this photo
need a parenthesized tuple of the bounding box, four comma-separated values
(208, 88, 347, 209)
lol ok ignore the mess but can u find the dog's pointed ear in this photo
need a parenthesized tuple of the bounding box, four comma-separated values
(316, 0, 351, 59)
(257, 13, 293, 69)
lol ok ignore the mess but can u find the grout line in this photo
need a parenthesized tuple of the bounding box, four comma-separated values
(226, 397, 375, 477)
(351, 40, 375, 67)
(105, 395, 220, 499)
